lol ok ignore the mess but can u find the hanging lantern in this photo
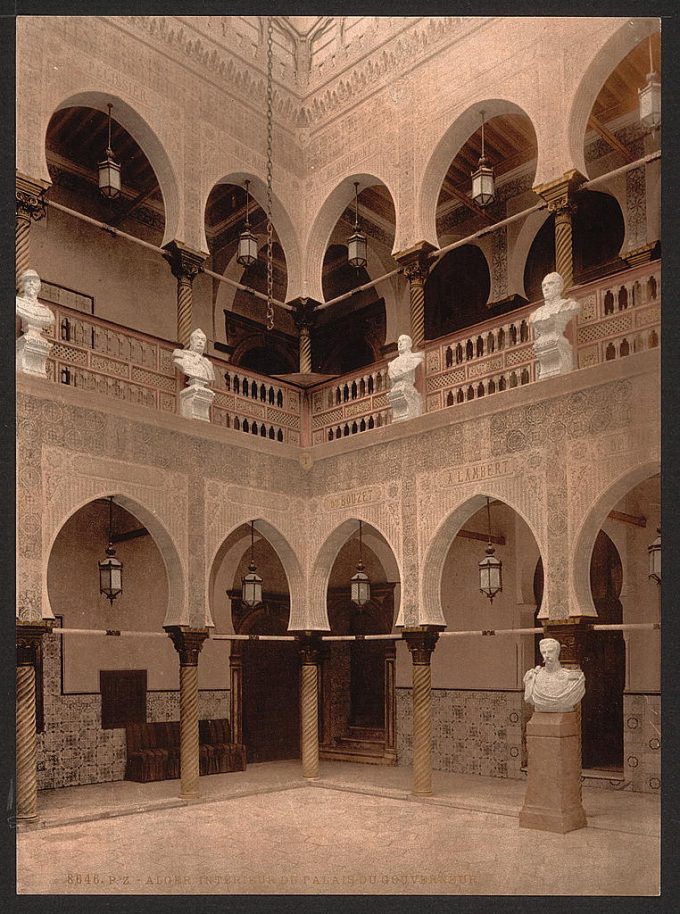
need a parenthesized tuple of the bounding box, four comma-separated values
(639, 37, 661, 130)
(347, 182, 368, 269)
(350, 520, 371, 607)
(479, 498, 502, 603)
(648, 527, 661, 584)
(471, 110, 495, 207)
(241, 520, 263, 607)
(99, 496, 123, 604)
(98, 103, 121, 199)
(237, 179, 259, 267)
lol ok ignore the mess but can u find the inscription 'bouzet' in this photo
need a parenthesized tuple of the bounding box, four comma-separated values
(437, 459, 513, 487)
(324, 485, 383, 512)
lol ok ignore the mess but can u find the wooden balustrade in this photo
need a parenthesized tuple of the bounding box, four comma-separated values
(36, 261, 659, 447)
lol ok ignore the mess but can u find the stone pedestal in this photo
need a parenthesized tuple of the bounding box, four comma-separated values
(520, 710, 587, 833)
(179, 383, 214, 421)
(16, 333, 52, 378)
(387, 385, 422, 422)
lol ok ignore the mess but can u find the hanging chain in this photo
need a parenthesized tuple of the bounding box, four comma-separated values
(265, 16, 275, 331)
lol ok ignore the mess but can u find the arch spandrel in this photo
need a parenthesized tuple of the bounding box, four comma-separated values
(40, 447, 188, 628)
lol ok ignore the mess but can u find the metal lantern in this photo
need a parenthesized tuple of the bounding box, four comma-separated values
(98, 104, 121, 199)
(639, 38, 661, 131)
(237, 180, 259, 267)
(479, 497, 502, 603)
(99, 496, 123, 604)
(347, 182, 368, 269)
(648, 527, 661, 584)
(350, 520, 371, 607)
(241, 520, 263, 607)
(471, 110, 495, 207)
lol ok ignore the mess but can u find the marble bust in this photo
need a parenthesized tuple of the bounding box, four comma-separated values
(16, 269, 54, 378)
(173, 329, 215, 387)
(387, 334, 424, 421)
(523, 638, 585, 713)
(16, 269, 54, 339)
(528, 272, 580, 379)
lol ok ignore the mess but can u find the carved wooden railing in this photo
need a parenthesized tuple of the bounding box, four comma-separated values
(43, 307, 302, 445)
(37, 261, 659, 448)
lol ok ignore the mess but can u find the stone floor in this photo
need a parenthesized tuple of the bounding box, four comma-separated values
(17, 761, 660, 895)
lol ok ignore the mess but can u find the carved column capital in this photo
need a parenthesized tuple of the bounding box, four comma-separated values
(403, 626, 442, 664)
(16, 173, 50, 222)
(296, 631, 323, 665)
(394, 241, 437, 283)
(164, 626, 209, 666)
(290, 297, 319, 331)
(532, 170, 585, 211)
(162, 241, 206, 282)
(16, 621, 53, 666)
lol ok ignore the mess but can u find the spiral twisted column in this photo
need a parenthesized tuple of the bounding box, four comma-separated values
(394, 242, 436, 350)
(404, 628, 441, 797)
(533, 171, 585, 294)
(291, 297, 319, 376)
(165, 627, 208, 799)
(163, 242, 206, 348)
(16, 623, 51, 821)
(298, 633, 322, 780)
(15, 174, 49, 290)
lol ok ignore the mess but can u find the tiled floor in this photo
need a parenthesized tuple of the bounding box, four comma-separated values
(17, 761, 660, 896)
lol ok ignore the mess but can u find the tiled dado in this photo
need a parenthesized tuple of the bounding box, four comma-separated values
(623, 693, 661, 794)
(36, 630, 229, 790)
(396, 688, 530, 779)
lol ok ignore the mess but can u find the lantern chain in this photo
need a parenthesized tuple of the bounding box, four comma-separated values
(265, 16, 274, 331)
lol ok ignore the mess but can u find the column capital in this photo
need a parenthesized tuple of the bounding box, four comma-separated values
(16, 620, 53, 665)
(289, 297, 320, 331)
(164, 626, 209, 665)
(403, 626, 442, 664)
(295, 631, 323, 665)
(16, 173, 50, 222)
(623, 242, 658, 267)
(394, 241, 437, 279)
(162, 241, 206, 282)
(542, 618, 591, 670)
(532, 170, 586, 213)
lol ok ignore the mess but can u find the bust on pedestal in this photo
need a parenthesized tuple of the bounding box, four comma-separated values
(519, 638, 587, 834)
(529, 272, 580, 379)
(387, 334, 424, 422)
(173, 329, 215, 422)
(16, 270, 54, 378)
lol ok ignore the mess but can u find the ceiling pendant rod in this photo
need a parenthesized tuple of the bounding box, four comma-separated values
(265, 15, 275, 331)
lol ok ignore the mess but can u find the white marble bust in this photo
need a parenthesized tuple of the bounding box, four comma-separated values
(16, 269, 54, 339)
(173, 329, 215, 387)
(528, 272, 580, 378)
(523, 638, 585, 713)
(387, 334, 424, 421)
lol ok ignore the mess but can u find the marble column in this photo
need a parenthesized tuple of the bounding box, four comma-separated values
(298, 633, 322, 780)
(384, 641, 397, 762)
(533, 172, 585, 293)
(291, 297, 318, 374)
(229, 640, 243, 747)
(16, 622, 51, 821)
(16, 173, 49, 289)
(163, 242, 206, 348)
(404, 628, 440, 796)
(165, 627, 209, 799)
(394, 242, 436, 349)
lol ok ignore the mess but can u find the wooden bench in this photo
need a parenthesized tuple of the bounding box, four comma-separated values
(125, 719, 246, 782)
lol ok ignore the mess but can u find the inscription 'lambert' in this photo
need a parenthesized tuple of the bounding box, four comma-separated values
(437, 459, 513, 487)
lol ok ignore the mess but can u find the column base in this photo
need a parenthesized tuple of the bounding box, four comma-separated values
(519, 710, 587, 834)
